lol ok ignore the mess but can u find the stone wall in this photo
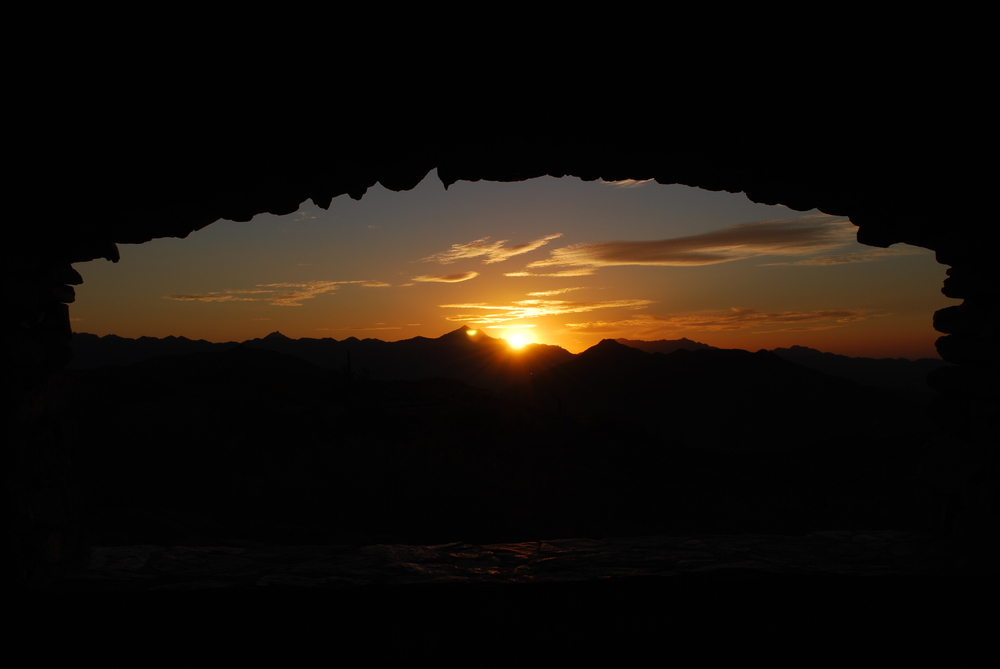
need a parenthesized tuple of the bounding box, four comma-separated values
(2, 257, 100, 585)
(925, 245, 998, 556)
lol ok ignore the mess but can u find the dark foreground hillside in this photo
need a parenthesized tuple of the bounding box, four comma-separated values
(68, 326, 574, 392)
(60, 341, 965, 549)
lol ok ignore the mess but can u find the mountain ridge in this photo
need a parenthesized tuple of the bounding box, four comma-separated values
(64, 330, 948, 543)
(68, 330, 950, 399)
(68, 327, 573, 393)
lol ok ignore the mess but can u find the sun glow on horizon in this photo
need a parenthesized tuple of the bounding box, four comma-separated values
(507, 334, 528, 349)
(67, 170, 951, 361)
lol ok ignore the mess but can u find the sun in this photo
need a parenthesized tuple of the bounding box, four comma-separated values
(508, 334, 528, 349)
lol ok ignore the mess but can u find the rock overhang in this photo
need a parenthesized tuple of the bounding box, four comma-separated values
(17, 121, 975, 265)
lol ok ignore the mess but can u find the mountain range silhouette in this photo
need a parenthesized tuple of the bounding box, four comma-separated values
(62, 326, 956, 546)
(69, 326, 951, 400)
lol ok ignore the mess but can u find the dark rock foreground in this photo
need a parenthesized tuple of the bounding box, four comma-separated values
(22, 530, 978, 593)
(13, 531, 995, 661)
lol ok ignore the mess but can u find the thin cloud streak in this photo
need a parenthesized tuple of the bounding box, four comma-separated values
(527, 287, 587, 296)
(412, 272, 480, 283)
(752, 325, 848, 333)
(166, 279, 389, 307)
(440, 298, 654, 325)
(759, 246, 925, 265)
(315, 326, 403, 331)
(504, 269, 596, 277)
(526, 215, 855, 270)
(564, 307, 875, 334)
(421, 234, 563, 265)
(164, 293, 258, 303)
(257, 280, 365, 306)
(603, 179, 653, 188)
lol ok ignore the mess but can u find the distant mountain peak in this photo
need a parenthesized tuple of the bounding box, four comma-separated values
(614, 337, 716, 355)
(263, 331, 290, 341)
(438, 326, 494, 342)
(579, 338, 649, 362)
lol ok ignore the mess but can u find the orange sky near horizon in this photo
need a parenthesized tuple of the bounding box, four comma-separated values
(70, 172, 956, 360)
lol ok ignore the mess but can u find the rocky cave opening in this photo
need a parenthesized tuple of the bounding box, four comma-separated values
(4, 134, 997, 585)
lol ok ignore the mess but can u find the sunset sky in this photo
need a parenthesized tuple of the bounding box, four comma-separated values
(70, 170, 955, 359)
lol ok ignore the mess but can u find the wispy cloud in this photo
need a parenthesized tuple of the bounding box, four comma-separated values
(440, 298, 654, 325)
(164, 293, 259, 303)
(603, 179, 653, 188)
(165, 279, 389, 307)
(659, 308, 871, 330)
(412, 272, 479, 283)
(504, 269, 595, 277)
(564, 307, 875, 335)
(526, 287, 587, 296)
(525, 215, 855, 271)
(257, 281, 365, 306)
(559, 319, 658, 334)
(315, 326, 402, 331)
(759, 246, 925, 266)
(421, 234, 563, 265)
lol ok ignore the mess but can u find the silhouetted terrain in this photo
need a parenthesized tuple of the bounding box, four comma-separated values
(62, 331, 953, 549)
(507, 339, 921, 436)
(71, 329, 950, 400)
(69, 327, 573, 392)
(768, 345, 952, 402)
(614, 337, 718, 354)
(614, 338, 951, 402)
